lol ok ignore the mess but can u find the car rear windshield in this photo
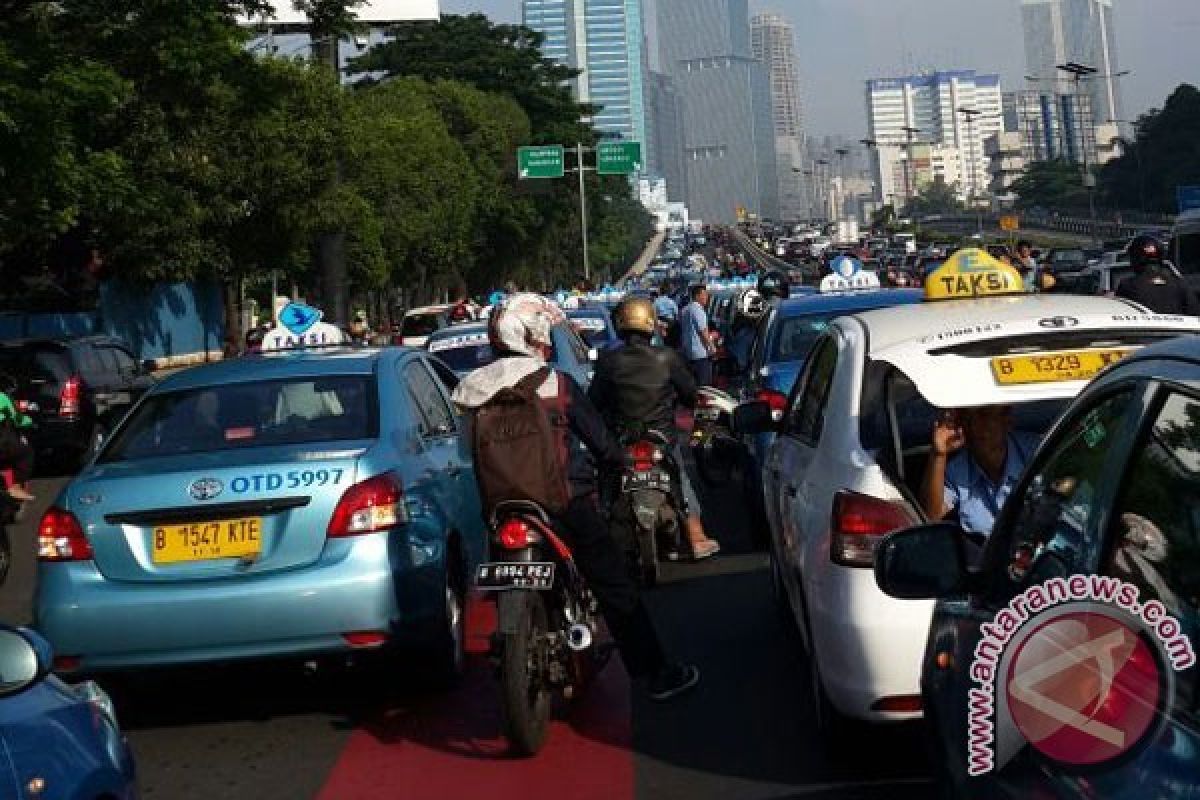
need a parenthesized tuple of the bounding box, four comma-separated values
(402, 313, 442, 338)
(769, 315, 833, 362)
(570, 317, 610, 347)
(99, 375, 378, 462)
(0, 345, 70, 384)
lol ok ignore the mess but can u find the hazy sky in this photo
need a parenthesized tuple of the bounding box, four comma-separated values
(439, 0, 1200, 136)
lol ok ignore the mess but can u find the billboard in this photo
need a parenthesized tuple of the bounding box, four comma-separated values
(243, 0, 439, 24)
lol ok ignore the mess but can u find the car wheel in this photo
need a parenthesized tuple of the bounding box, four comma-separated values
(802, 604, 854, 753)
(424, 559, 467, 689)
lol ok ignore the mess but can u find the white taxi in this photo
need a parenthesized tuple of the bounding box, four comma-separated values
(733, 249, 1199, 739)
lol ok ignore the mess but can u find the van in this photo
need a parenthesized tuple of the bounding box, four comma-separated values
(1170, 208, 1200, 290)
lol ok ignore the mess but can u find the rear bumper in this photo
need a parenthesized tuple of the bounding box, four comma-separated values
(35, 532, 445, 672)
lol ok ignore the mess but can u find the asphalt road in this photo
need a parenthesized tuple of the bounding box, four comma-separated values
(1, 465, 935, 799)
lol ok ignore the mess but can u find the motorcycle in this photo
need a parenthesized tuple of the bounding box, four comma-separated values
(611, 429, 681, 588)
(476, 501, 608, 756)
(691, 386, 741, 487)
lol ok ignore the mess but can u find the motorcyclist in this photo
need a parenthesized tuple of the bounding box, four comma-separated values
(1115, 235, 1200, 314)
(758, 269, 789, 304)
(452, 294, 700, 701)
(0, 373, 34, 501)
(588, 296, 720, 561)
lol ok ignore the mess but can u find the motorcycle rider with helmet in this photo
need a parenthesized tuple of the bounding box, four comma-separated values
(589, 296, 721, 561)
(758, 269, 789, 305)
(1115, 234, 1200, 314)
(452, 294, 700, 701)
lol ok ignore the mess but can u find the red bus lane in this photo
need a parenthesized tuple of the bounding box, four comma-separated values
(318, 595, 635, 800)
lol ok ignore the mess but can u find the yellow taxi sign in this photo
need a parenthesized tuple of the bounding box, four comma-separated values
(924, 248, 1025, 301)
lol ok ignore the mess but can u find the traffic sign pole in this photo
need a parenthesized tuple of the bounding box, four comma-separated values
(577, 142, 590, 283)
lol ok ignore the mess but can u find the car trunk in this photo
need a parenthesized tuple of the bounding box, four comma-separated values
(71, 444, 365, 583)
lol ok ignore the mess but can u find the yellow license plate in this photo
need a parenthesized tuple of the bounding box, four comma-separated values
(151, 517, 263, 564)
(991, 348, 1134, 386)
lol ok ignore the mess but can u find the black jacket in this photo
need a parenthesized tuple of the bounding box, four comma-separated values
(588, 334, 697, 439)
(553, 371, 625, 499)
(1115, 267, 1200, 315)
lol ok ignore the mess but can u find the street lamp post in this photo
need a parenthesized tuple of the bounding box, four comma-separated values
(957, 108, 983, 236)
(901, 126, 921, 212)
(1057, 62, 1100, 247)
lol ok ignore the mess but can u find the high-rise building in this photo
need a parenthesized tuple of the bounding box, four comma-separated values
(751, 12, 807, 221)
(646, 71, 688, 202)
(521, 0, 648, 147)
(865, 70, 1003, 209)
(656, 0, 778, 222)
(1021, 0, 1123, 128)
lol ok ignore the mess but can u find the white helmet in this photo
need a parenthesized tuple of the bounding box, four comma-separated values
(737, 289, 767, 319)
(487, 293, 565, 358)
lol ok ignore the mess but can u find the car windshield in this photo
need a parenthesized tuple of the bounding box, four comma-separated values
(99, 375, 378, 462)
(431, 341, 497, 373)
(402, 312, 442, 337)
(769, 314, 833, 361)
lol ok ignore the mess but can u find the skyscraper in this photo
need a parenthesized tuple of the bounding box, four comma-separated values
(521, 0, 648, 147)
(656, 0, 778, 223)
(751, 12, 807, 221)
(1021, 0, 1123, 127)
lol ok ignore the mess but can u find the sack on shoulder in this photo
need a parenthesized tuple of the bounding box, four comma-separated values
(471, 368, 570, 516)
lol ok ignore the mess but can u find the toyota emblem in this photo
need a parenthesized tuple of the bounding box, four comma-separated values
(1038, 316, 1080, 329)
(188, 478, 224, 502)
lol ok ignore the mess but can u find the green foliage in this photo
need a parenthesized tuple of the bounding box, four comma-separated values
(908, 178, 963, 217)
(1010, 159, 1092, 211)
(1101, 84, 1200, 214)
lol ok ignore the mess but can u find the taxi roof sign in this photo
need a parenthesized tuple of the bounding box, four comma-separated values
(820, 256, 880, 292)
(924, 248, 1025, 301)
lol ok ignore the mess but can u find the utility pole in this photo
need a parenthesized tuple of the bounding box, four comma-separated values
(900, 126, 921, 212)
(313, 30, 348, 323)
(957, 108, 982, 235)
(574, 142, 592, 283)
(1058, 62, 1100, 247)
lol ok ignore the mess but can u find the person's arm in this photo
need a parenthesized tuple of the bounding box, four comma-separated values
(669, 351, 698, 409)
(565, 374, 623, 468)
(921, 412, 964, 521)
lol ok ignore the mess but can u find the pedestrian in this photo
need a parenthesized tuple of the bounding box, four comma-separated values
(1116, 235, 1200, 314)
(1013, 240, 1039, 291)
(679, 285, 715, 386)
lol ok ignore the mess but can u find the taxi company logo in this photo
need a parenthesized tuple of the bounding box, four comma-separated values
(1038, 316, 1080, 329)
(188, 478, 224, 501)
(278, 303, 323, 336)
(966, 574, 1195, 777)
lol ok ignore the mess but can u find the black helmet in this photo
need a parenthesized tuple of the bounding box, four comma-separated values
(1127, 234, 1165, 271)
(758, 269, 788, 300)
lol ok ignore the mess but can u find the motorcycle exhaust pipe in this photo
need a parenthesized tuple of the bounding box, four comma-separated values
(566, 623, 593, 652)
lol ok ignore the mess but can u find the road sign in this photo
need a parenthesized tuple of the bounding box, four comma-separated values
(517, 145, 565, 179)
(1177, 185, 1200, 213)
(999, 214, 1020, 232)
(596, 141, 642, 175)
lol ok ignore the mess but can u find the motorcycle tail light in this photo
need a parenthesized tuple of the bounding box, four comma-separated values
(38, 508, 93, 561)
(496, 518, 540, 550)
(830, 490, 914, 568)
(627, 441, 659, 472)
(756, 388, 787, 421)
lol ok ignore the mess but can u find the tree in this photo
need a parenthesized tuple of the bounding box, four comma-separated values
(908, 178, 964, 217)
(1101, 84, 1200, 215)
(1010, 159, 1092, 211)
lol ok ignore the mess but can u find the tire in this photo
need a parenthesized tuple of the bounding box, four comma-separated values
(637, 526, 659, 588)
(802, 602, 854, 753)
(499, 592, 552, 756)
(695, 427, 734, 487)
(423, 561, 467, 689)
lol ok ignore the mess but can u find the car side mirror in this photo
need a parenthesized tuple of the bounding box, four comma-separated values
(731, 400, 779, 435)
(0, 627, 50, 697)
(874, 523, 970, 599)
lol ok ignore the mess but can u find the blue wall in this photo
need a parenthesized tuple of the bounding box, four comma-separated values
(0, 281, 224, 364)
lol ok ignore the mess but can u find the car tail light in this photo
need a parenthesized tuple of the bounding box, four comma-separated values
(342, 631, 389, 648)
(327, 473, 407, 537)
(37, 508, 93, 561)
(59, 375, 82, 416)
(830, 491, 914, 568)
(871, 695, 923, 713)
(756, 388, 787, 421)
(627, 440, 661, 472)
(495, 518, 541, 550)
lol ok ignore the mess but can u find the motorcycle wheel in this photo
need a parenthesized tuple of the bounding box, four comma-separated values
(499, 592, 552, 756)
(0, 525, 9, 587)
(638, 525, 659, 588)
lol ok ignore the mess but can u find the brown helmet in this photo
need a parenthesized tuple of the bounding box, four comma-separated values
(612, 295, 657, 335)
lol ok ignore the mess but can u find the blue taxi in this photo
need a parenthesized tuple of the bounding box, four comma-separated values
(426, 320, 595, 386)
(740, 286, 923, 528)
(35, 346, 485, 681)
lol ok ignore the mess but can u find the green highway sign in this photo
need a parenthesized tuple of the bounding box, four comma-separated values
(596, 141, 643, 175)
(517, 145, 565, 179)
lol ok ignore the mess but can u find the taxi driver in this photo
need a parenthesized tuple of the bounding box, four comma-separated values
(921, 405, 1038, 537)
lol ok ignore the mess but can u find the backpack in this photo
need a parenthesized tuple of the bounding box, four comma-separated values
(471, 367, 571, 517)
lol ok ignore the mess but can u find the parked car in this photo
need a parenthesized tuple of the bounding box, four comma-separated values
(877, 334, 1200, 797)
(36, 346, 485, 682)
(0, 625, 136, 798)
(395, 305, 451, 348)
(0, 336, 155, 465)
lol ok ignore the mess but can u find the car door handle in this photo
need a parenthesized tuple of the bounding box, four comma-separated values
(785, 485, 798, 498)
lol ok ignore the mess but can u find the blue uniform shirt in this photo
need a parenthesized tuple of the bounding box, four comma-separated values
(943, 432, 1039, 536)
(654, 295, 679, 321)
(680, 301, 710, 361)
